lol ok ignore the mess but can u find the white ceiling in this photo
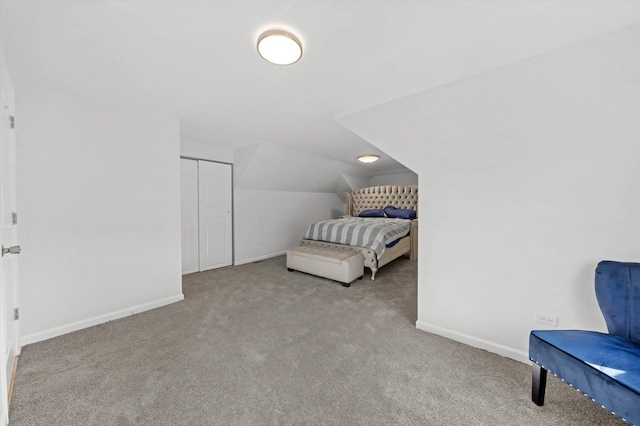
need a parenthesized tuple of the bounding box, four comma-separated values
(1, 1, 639, 173)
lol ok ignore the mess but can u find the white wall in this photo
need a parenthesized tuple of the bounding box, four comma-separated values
(369, 170, 418, 187)
(234, 189, 344, 264)
(17, 84, 183, 345)
(336, 174, 371, 197)
(336, 171, 418, 194)
(340, 26, 640, 362)
(232, 141, 360, 264)
(181, 138, 233, 163)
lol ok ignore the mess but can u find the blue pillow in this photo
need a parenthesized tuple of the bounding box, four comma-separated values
(358, 209, 387, 218)
(383, 205, 416, 220)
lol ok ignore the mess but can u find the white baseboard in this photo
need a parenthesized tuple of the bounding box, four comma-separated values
(21, 294, 184, 347)
(234, 250, 287, 266)
(415, 320, 530, 364)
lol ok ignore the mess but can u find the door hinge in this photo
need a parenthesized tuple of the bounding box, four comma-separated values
(14, 308, 19, 321)
(9, 115, 15, 129)
(2, 245, 21, 256)
(12, 212, 17, 225)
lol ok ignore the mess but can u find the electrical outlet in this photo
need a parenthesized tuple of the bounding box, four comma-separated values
(535, 313, 558, 327)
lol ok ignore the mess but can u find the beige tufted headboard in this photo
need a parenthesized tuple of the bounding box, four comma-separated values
(344, 186, 418, 217)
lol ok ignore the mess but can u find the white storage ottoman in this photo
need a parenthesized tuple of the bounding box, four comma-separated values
(286, 246, 364, 287)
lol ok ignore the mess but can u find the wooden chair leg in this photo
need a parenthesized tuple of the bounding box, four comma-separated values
(532, 363, 547, 406)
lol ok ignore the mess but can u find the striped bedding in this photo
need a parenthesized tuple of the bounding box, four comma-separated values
(303, 217, 411, 257)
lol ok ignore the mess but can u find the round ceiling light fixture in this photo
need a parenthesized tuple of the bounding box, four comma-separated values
(358, 155, 380, 163)
(257, 29, 303, 65)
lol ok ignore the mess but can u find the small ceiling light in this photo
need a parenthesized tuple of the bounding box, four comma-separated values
(257, 29, 303, 65)
(358, 155, 379, 163)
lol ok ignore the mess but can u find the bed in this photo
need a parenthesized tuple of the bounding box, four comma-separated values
(300, 185, 418, 280)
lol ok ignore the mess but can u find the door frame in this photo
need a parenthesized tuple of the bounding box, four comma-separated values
(179, 156, 234, 269)
(179, 158, 200, 275)
(0, 52, 20, 426)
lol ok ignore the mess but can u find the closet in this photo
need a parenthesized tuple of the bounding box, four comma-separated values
(180, 158, 232, 274)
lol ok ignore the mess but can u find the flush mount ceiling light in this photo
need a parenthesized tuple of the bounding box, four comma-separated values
(257, 29, 303, 65)
(358, 155, 379, 163)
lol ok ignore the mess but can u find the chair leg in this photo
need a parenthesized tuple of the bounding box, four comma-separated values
(532, 363, 547, 406)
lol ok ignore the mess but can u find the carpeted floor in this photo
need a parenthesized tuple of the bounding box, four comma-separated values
(9, 256, 624, 425)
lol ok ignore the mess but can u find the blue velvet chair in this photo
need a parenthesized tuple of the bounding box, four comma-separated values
(529, 260, 640, 425)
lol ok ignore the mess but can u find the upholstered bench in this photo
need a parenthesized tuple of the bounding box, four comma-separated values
(529, 261, 640, 425)
(286, 246, 364, 287)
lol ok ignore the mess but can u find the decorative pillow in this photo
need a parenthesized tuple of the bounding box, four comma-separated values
(383, 205, 416, 220)
(358, 209, 387, 218)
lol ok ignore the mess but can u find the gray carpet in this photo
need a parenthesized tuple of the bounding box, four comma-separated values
(9, 256, 623, 425)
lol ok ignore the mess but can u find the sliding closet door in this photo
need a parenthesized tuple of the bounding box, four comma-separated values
(198, 161, 232, 271)
(180, 159, 199, 274)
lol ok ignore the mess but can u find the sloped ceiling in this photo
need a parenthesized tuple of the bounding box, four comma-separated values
(1, 1, 638, 174)
(234, 141, 371, 193)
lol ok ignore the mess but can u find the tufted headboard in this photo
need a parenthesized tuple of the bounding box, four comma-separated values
(344, 186, 418, 217)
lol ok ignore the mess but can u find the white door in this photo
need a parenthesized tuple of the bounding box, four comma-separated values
(198, 161, 232, 271)
(180, 159, 199, 274)
(0, 56, 19, 426)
